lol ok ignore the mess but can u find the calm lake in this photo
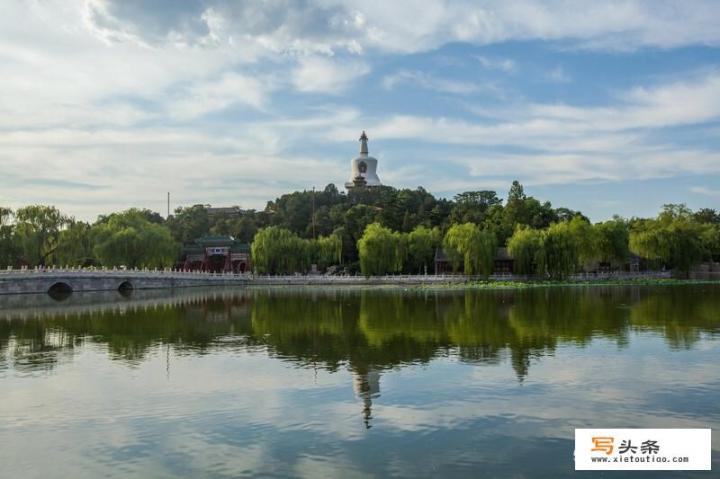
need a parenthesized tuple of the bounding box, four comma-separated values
(1, 285, 718, 478)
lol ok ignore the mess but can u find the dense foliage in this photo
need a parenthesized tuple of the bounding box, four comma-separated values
(629, 205, 718, 274)
(91, 210, 180, 268)
(1, 181, 718, 276)
(251, 226, 342, 274)
(443, 223, 497, 277)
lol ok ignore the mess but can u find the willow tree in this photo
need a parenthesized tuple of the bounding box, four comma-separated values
(541, 222, 578, 279)
(312, 233, 342, 270)
(443, 223, 497, 277)
(0, 207, 18, 267)
(407, 225, 440, 274)
(507, 225, 544, 275)
(55, 220, 94, 266)
(357, 223, 403, 276)
(593, 218, 629, 266)
(630, 207, 706, 274)
(251, 226, 310, 274)
(567, 215, 598, 266)
(14, 205, 69, 266)
(92, 209, 179, 269)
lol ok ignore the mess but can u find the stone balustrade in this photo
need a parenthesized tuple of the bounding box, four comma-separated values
(0, 267, 675, 296)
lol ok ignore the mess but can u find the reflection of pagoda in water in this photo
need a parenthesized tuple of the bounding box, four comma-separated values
(352, 367, 381, 429)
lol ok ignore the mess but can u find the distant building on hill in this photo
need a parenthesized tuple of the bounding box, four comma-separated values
(345, 131, 382, 189)
(206, 206, 242, 217)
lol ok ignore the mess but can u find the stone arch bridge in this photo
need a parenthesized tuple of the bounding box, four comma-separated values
(0, 268, 251, 296)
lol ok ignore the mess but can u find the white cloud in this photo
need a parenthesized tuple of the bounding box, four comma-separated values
(1, 0, 720, 220)
(324, 70, 720, 188)
(73, 1, 720, 56)
(0, 126, 347, 220)
(291, 56, 370, 94)
(168, 73, 270, 119)
(475, 55, 515, 72)
(545, 66, 571, 83)
(382, 70, 481, 94)
(334, 0, 720, 53)
(690, 186, 720, 197)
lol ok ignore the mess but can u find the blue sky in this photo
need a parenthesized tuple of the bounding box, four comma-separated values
(1, 0, 719, 221)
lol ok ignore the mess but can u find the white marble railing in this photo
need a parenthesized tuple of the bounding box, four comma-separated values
(0, 267, 673, 281)
(0, 266, 252, 279)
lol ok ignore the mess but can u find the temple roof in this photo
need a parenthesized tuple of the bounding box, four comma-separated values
(182, 235, 251, 252)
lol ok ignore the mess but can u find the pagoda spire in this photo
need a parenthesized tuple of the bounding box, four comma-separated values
(359, 130, 368, 156)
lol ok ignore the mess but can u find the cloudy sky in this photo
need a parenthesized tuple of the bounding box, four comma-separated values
(2, 0, 720, 221)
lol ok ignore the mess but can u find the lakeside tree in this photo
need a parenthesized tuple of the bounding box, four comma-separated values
(629, 204, 708, 274)
(167, 205, 210, 244)
(250, 226, 342, 274)
(541, 222, 578, 279)
(594, 218, 630, 266)
(311, 233, 343, 271)
(357, 223, 404, 276)
(55, 220, 94, 266)
(443, 223, 497, 277)
(567, 215, 598, 265)
(0, 207, 18, 267)
(2, 184, 717, 276)
(92, 210, 179, 268)
(251, 226, 310, 274)
(14, 205, 69, 266)
(407, 225, 441, 274)
(507, 226, 544, 275)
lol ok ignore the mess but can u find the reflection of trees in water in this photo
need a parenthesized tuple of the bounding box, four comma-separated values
(0, 293, 255, 371)
(2, 285, 718, 428)
(629, 286, 720, 349)
(1, 286, 719, 379)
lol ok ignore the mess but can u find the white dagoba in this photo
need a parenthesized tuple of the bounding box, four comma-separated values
(345, 131, 382, 189)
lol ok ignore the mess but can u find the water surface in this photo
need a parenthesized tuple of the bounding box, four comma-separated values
(1, 285, 718, 478)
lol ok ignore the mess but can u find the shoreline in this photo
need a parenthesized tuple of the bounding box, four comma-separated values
(406, 278, 720, 291)
(2, 271, 718, 297)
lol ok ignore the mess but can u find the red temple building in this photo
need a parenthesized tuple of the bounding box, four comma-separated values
(181, 235, 251, 273)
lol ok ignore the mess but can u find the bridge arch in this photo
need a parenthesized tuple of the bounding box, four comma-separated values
(47, 281, 73, 300)
(118, 280, 134, 294)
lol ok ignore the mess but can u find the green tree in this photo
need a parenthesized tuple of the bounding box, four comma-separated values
(541, 222, 578, 279)
(92, 209, 179, 268)
(55, 220, 94, 266)
(630, 204, 707, 274)
(700, 224, 720, 262)
(341, 204, 380, 265)
(594, 218, 630, 266)
(251, 226, 309, 274)
(500, 181, 559, 244)
(450, 190, 502, 224)
(507, 225, 543, 275)
(166, 205, 210, 244)
(567, 215, 598, 266)
(357, 223, 403, 276)
(407, 225, 440, 274)
(693, 208, 720, 225)
(311, 233, 343, 270)
(0, 207, 18, 267)
(443, 223, 497, 277)
(14, 205, 69, 266)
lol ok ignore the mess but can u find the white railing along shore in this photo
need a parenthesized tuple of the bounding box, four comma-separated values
(0, 266, 673, 281)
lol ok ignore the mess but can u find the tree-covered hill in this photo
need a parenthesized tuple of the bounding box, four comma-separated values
(1, 181, 718, 276)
